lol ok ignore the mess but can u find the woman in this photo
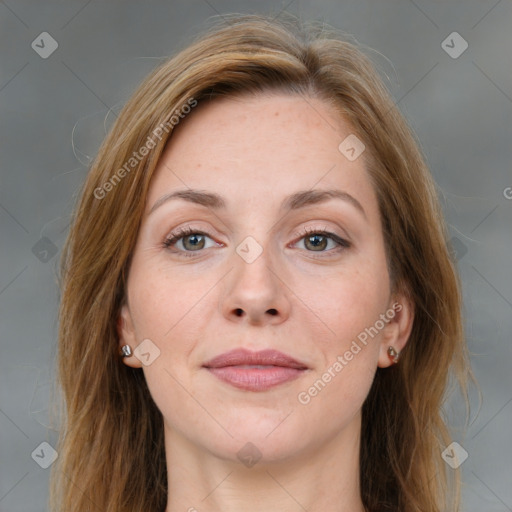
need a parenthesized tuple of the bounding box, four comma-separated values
(51, 13, 472, 512)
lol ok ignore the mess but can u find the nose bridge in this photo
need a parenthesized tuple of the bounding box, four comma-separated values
(220, 232, 290, 324)
(233, 234, 278, 298)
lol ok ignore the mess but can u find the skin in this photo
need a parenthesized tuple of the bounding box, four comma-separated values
(118, 93, 414, 512)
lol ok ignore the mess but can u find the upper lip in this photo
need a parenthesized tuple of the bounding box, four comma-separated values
(203, 348, 309, 369)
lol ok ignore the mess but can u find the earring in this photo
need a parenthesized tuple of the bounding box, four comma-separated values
(387, 346, 400, 364)
(121, 345, 132, 357)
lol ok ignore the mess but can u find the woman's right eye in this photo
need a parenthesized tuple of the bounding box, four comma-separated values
(163, 227, 218, 255)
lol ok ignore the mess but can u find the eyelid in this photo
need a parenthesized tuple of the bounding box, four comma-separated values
(292, 224, 346, 241)
(163, 225, 220, 248)
(289, 225, 351, 251)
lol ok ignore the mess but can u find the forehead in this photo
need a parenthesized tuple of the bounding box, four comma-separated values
(146, 93, 376, 216)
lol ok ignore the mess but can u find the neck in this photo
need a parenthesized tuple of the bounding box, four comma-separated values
(163, 414, 366, 512)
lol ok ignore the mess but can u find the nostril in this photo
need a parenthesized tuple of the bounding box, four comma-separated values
(235, 308, 244, 317)
(267, 308, 278, 316)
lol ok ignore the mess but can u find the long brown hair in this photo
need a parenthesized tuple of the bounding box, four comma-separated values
(51, 13, 473, 512)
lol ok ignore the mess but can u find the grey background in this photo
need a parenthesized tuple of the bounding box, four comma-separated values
(1, 1, 511, 510)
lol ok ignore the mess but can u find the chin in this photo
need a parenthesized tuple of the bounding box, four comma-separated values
(201, 416, 313, 463)
(205, 435, 307, 467)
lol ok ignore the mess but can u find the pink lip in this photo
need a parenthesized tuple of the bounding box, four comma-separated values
(203, 348, 309, 392)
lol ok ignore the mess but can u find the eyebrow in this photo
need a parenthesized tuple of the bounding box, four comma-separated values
(149, 188, 366, 219)
(149, 189, 225, 215)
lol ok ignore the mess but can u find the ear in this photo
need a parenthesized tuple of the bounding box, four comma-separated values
(117, 302, 142, 369)
(377, 293, 414, 368)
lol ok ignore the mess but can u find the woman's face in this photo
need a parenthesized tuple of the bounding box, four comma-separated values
(118, 93, 412, 463)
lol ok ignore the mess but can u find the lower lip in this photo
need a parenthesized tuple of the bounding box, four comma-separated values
(205, 366, 306, 391)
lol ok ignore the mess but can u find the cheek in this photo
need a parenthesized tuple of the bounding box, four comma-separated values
(127, 266, 215, 429)
(294, 270, 384, 422)
(298, 259, 389, 346)
(128, 260, 217, 342)
(296, 356, 376, 436)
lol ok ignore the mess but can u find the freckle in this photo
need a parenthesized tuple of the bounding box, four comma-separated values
(274, 112, 279, 116)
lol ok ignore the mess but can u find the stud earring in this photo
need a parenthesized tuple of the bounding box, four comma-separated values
(387, 346, 400, 364)
(121, 345, 132, 358)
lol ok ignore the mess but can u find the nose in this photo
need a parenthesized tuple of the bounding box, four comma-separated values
(220, 240, 291, 326)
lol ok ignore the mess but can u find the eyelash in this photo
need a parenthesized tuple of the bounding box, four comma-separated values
(163, 225, 351, 258)
(162, 226, 214, 257)
(293, 226, 351, 253)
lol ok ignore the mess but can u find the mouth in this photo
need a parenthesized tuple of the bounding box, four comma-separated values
(202, 348, 309, 392)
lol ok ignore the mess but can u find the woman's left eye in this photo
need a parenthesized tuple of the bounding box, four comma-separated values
(292, 228, 351, 253)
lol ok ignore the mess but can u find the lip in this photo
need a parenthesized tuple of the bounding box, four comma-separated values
(203, 348, 309, 392)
